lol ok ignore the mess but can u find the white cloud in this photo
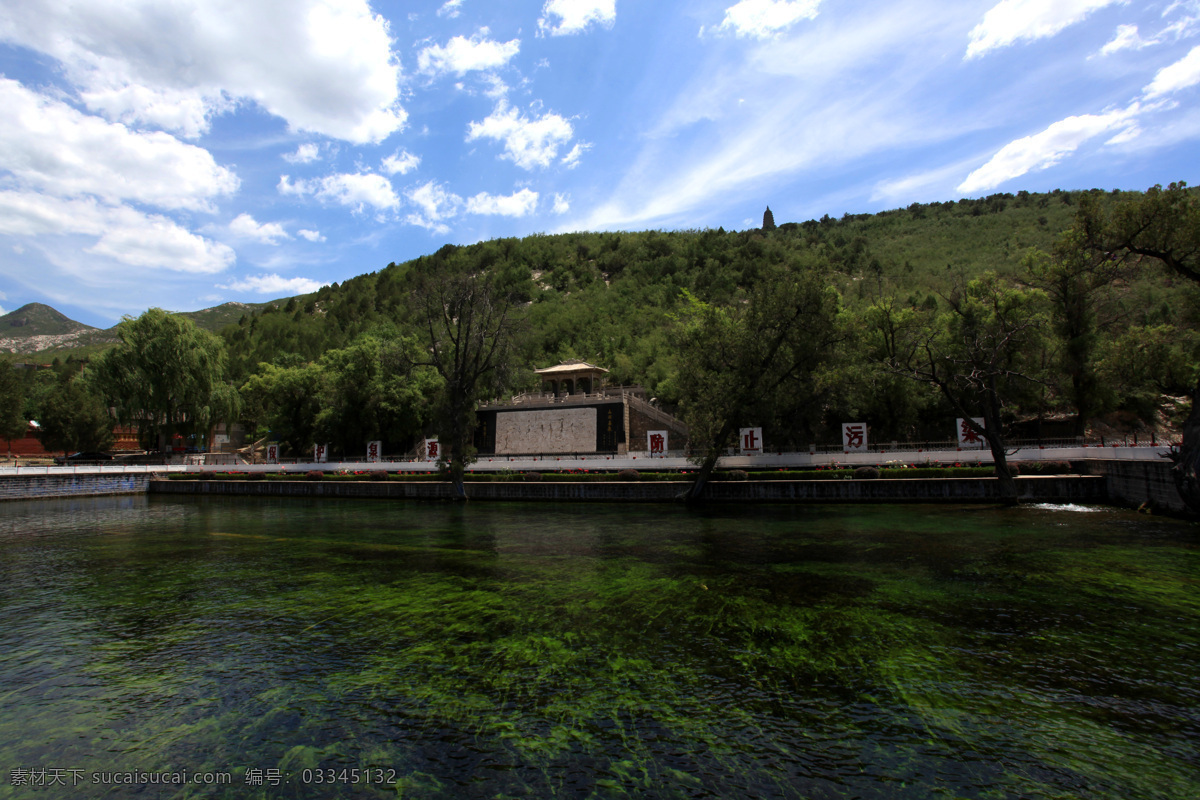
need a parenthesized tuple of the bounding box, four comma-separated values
(466, 100, 575, 169)
(438, 0, 464, 19)
(561, 142, 590, 168)
(219, 273, 323, 295)
(283, 144, 321, 164)
(404, 181, 463, 232)
(870, 158, 984, 204)
(297, 229, 326, 242)
(957, 108, 1135, 193)
(538, 0, 616, 36)
(89, 215, 236, 272)
(966, 0, 1122, 59)
(1099, 24, 1150, 56)
(466, 188, 539, 217)
(418, 30, 520, 76)
(716, 1, 821, 39)
(280, 172, 400, 212)
(0, 191, 235, 274)
(382, 149, 421, 175)
(578, 2, 985, 231)
(79, 85, 222, 140)
(0, 0, 406, 143)
(552, 193, 570, 214)
(0, 79, 238, 212)
(228, 214, 290, 245)
(1144, 44, 1200, 97)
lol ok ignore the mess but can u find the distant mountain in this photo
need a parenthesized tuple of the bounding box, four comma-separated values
(0, 303, 111, 355)
(1, 302, 95, 337)
(0, 300, 284, 357)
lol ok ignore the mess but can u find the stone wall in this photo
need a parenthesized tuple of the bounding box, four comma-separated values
(494, 408, 597, 454)
(151, 475, 1104, 504)
(0, 473, 158, 501)
(1081, 458, 1189, 513)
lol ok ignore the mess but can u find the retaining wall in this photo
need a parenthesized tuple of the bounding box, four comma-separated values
(0, 473, 160, 501)
(1080, 458, 1188, 513)
(150, 475, 1105, 503)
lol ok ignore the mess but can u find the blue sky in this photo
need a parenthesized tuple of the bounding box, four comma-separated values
(0, 0, 1197, 328)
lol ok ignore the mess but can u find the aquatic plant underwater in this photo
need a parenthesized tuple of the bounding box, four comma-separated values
(0, 496, 1196, 799)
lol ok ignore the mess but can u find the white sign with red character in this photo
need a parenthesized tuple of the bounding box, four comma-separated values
(842, 422, 867, 453)
(957, 418, 985, 449)
(367, 440, 382, 463)
(314, 443, 328, 463)
(739, 427, 763, 455)
(647, 430, 667, 456)
(265, 444, 279, 464)
(424, 438, 440, 461)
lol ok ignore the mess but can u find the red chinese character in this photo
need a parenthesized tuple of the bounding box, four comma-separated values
(427, 441, 439, 458)
(844, 425, 864, 448)
(368, 442, 379, 459)
(649, 433, 665, 453)
(743, 429, 759, 450)
(960, 420, 983, 444)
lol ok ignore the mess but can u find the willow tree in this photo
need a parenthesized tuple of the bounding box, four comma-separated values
(91, 308, 239, 452)
(673, 262, 843, 502)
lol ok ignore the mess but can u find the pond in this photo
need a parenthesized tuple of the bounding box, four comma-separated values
(0, 496, 1197, 799)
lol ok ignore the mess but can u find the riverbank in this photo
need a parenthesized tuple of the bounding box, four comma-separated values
(1, 459, 1189, 514)
(150, 475, 1105, 504)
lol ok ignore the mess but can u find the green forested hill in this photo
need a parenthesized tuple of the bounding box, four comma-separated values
(219, 189, 1107, 386)
(19, 186, 1195, 457)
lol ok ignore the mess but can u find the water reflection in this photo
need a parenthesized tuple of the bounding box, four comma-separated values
(0, 496, 1196, 799)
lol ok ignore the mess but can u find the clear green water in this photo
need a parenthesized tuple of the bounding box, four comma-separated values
(0, 496, 1197, 800)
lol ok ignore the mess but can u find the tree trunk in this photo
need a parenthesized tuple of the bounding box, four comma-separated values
(683, 453, 720, 504)
(988, 437, 1019, 505)
(449, 465, 467, 501)
(1171, 378, 1200, 512)
(981, 400, 1018, 505)
(684, 419, 739, 504)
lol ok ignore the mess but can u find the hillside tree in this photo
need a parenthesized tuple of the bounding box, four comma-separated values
(673, 262, 844, 502)
(870, 274, 1049, 503)
(1077, 181, 1200, 508)
(410, 259, 526, 499)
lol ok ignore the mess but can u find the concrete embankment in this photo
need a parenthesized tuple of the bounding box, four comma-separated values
(0, 459, 1187, 512)
(0, 472, 162, 501)
(149, 475, 1106, 504)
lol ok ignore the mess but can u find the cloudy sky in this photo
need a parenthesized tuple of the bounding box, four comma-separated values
(1, 0, 1197, 327)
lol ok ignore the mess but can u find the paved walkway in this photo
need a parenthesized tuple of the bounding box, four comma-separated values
(0, 445, 1172, 476)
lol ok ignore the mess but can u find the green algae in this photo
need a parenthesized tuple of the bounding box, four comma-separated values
(0, 497, 1197, 799)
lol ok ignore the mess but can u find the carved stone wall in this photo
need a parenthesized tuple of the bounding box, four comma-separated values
(495, 408, 597, 454)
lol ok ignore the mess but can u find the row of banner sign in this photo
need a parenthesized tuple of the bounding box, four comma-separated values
(262, 419, 987, 463)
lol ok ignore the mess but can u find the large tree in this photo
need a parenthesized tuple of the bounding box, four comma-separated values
(32, 369, 114, 454)
(0, 357, 30, 453)
(1024, 208, 1126, 436)
(1077, 181, 1200, 509)
(91, 309, 239, 452)
(870, 274, 1049, 503)
(672, 262, 843, 502)
(410, 260, 525, 499)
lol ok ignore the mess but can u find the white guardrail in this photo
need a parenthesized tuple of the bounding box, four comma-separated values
(0, 445, 1173, 477)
